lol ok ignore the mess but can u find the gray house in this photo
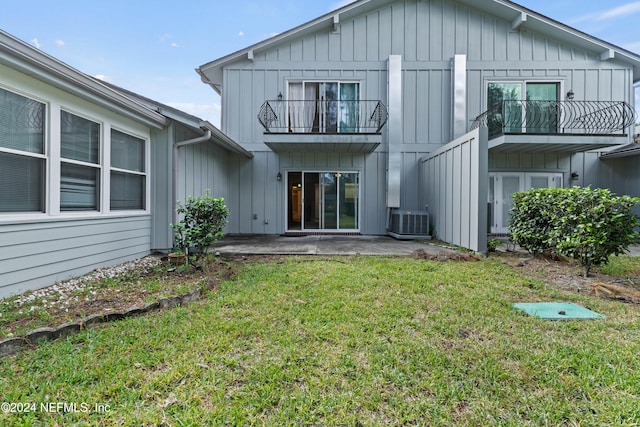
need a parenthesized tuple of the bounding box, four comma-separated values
(197, 0, 639, 251)
(0, 30, 251, 298)
(2, 0, 639, 298)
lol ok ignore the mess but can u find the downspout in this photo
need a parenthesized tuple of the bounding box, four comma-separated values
(172, 129, 212, 232)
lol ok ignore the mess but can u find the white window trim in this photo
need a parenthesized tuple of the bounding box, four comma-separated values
(59, 109, 102, 213)
(284, 168, 362, 233)
(108, 126, 150, 214)
(483, 79, 567, 110)
(0, 86, 48, 217)
(0, 84, 152, 223)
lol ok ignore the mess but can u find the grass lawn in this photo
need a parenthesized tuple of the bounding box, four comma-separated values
(1, 255, 640, 426)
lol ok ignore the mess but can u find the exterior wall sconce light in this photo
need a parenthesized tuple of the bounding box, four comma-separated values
(566, 89, 575, 100)
(571, 171, 579, 180)
(277, 92, 283, 101)
(276, 172, 282, 181)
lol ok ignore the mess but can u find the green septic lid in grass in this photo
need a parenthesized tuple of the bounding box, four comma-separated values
(513, 302, 605, 320)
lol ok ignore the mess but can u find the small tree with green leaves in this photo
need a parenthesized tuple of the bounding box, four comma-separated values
(510, 186, 639, 277)
(171, 191, 229, 261)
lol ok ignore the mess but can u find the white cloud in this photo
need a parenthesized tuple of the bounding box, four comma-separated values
(55, 39, 65, 47)
(166, 102, 221, 126)
(598, 1, 640, 20)
(93, 74, 113, 83)
(31, 38, 41, 49)
(573, 2, 640, 23)
(170, 42, 180, 48)
(238, 31, 244, 36)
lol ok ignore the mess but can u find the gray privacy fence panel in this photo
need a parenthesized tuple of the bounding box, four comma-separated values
(421, 128, 488, 253)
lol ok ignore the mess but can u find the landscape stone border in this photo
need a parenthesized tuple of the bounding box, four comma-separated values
(0, 288, 202, 360)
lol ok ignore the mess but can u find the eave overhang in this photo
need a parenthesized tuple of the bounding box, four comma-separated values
(0, 30, 168, 129)
(599, 142, 640, 159)
(488, 134, 630, 153)
(197, 0, 640, 94)
(263, 133, 381, 153)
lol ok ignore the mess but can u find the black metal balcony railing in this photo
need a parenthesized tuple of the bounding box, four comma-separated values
(258, 100, 388, 134)
(471, 100, 637, 138)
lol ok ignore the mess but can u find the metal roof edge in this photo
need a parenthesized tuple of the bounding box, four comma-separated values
(201, 121, 254, 159)
(0, 30, 168, 128)
(599, 142, 640, 159)
(198, 0, 640, 88)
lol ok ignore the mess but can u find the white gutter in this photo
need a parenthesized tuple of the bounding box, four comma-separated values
(170, 124, 253, 244)
(0, 30, 168, 129)
(171, 129, 213, 228)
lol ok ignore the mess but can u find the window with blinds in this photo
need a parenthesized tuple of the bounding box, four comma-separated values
(110, 129, 146, 210)
(60, 111, 101, 211)
(0, 88, 46, 213)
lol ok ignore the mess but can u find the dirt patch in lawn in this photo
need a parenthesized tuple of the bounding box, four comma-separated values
(495, 250, 640, 304)
(0, 255, 266, 340)
(1, 251, 638, 341)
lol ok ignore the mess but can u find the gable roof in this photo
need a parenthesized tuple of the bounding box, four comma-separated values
(100, 82, 253, 158)
(197, 0, 640, 94)
(0, 28, 252, 158)
(0, 29, 169, 129)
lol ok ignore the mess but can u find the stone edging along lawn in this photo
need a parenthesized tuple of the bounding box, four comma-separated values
(0, 288, 202, 360)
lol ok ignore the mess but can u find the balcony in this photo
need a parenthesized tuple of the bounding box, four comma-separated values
(257, 100, 388, 153)
(471, 100, 637, 152)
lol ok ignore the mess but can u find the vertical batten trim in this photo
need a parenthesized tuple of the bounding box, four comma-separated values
(452, 54, 467, 139)
(387, 55, 402, 208)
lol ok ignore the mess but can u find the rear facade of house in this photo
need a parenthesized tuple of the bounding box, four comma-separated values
(2, 0, 639, 298)
(0, 31, 252, 298)
(198, 0, 639, 250)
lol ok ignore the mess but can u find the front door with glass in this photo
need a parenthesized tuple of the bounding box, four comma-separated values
(287, 171, 359, 232)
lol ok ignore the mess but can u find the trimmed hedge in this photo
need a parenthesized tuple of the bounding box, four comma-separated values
(510, 186, 639, 277)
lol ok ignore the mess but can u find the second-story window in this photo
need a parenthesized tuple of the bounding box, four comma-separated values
(288, 81, 360, 133)
(487, 82, 559, 134)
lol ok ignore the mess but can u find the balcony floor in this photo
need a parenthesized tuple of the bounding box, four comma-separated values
(488, 133, 630, 153)
(263, 132, 382, 152)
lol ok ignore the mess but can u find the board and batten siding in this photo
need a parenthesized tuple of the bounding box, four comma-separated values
(421, 128, 488, 253)
(568, 151, 640, 218)
(213, 0, 637, 234)
(152, 122, 238, 251)
(0, 216, 151, 298)
(222, 0, 634, 149)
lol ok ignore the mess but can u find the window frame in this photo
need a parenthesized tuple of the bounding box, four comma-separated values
(59, 109, 102, 212)
(0, 82, 152, 221)
(109, 127, 149, 212)
(285, 79, 362, 133)
(0, 85, 48, 215)
(484, 79, 565, 135)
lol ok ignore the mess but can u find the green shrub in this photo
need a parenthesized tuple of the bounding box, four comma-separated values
(171, 191, 229, 259)
(509, 188, 565, 254)
(487, 238, 502, 252)
(510, 186, 639, 277)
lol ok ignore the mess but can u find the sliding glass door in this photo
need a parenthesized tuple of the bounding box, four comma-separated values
(487, 82, 559, 134)
(287, 171, 359, 232)
(287, 81, 360, 133)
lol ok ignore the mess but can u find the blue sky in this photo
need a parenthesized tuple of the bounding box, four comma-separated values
(1, 0, 639, 125)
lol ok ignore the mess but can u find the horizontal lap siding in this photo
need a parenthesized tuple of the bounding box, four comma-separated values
(0, 216, 151, 298)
